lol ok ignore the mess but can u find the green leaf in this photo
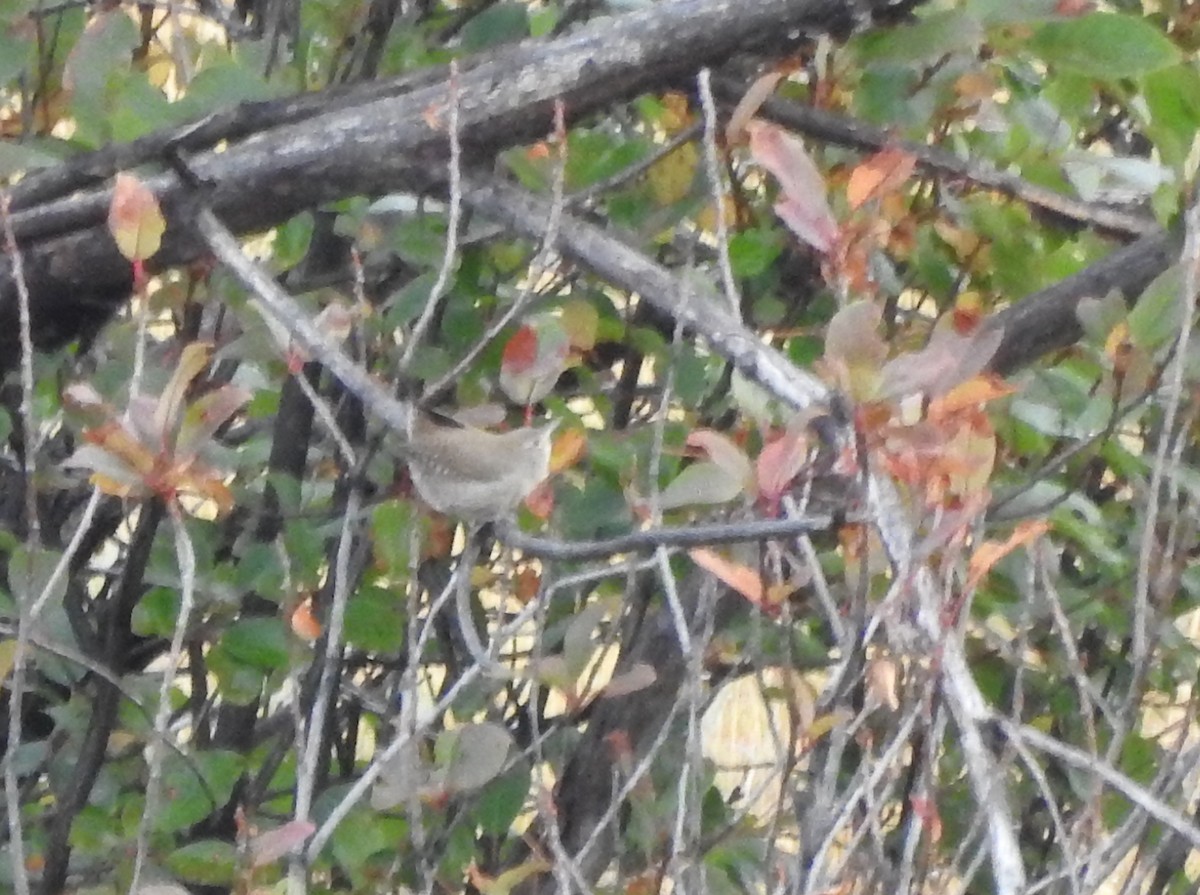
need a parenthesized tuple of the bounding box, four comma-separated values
(166, 840, 237, 885)
(659, 461, 746, 510)
(728, 229, 783, 279)
(1029, 14, 1180, 79)
(566, 130, 647, 190)
(459, 2, 528, 52)
(330, 806, 389, 872)
(853, 10, 983, 65)
(132, 586, 181, 638)
(437, 721, 513, 793)
(1128, 264, 1184, 351)
(371, 499, 416, 577)
(384, 271, 440, 329)
(344, 586, 404, 653)
(221, 617, 291, 672)
(0, 30, 27, 85)
(476, 764, 531, 835)
(156, 750, 244, 833)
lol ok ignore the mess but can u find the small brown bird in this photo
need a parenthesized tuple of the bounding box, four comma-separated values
(406, 412, 555, 520)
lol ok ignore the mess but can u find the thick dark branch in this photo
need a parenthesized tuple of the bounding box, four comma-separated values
(985, 228, 1179, 375)
(0, 0, 923, 367)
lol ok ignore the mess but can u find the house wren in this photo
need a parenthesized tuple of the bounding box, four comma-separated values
(405, 413, 555, 520)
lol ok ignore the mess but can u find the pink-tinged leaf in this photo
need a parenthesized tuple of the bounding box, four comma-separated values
(125, 395, 162, 445)
(773, 196, 839, 254)
(910, 795, 943, 844)
(866, 656, 900, 711)
(175, 384, 251, 460)
(686, 429, 753, 487)
(726, 71, 784, 144)
(756, 426, 810, 505)
(659, 461, 747, 509)
(747, 120, 838, 252)
(499, 315, 570, 405)
(879, 320, 1004, 402)
(249, 820, 315, 867)
(107, 172, 166, 263)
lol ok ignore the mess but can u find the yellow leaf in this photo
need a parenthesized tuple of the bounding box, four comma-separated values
(647, 143, 699, 206)
(154, 342, 213, 446)
(560, 299, 599, 352)
(108, 172, 166, 262)
(0, 639, 16, 683)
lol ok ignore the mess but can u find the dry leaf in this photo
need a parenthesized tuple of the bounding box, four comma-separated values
(846, 146, 917, 211)
(726, 70, 784, 144)
(966, 519, 1050, 591)
(689, 548, 766, 608)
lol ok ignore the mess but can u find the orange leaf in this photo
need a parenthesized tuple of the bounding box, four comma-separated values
(522, 479, 556, 519)
(290, 598, 322, 641)
(966, 520, 1049, 591)
(689, 548, 767, 609)
(927, 374, 1016, 419)
(550, 427, 588, 473)
(83, 421, 157, 475)
(846, 146, 916, 211)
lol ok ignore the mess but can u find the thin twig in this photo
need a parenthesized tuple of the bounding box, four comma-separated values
(288, 487, 362, 895)
(497, 514, 835, 559)
(194, 207, 415, 438)
(398, 60, 463, 374)
(421, 99, 569, 402)
(1132, 195, 1200, 661)
(130, 507, 198, 894)
(1001, 719, 1200, 851)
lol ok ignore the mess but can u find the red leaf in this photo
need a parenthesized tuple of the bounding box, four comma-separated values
(502, 325, 539, 372)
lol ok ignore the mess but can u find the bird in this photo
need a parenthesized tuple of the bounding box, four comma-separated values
(405, 412, 556, 520)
